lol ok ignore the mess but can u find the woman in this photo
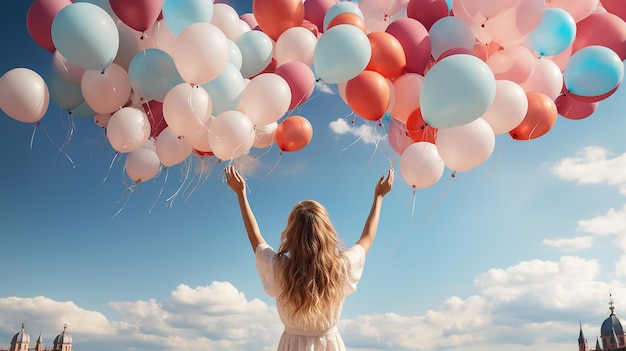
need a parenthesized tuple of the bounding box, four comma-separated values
(225, 165, 394, 350)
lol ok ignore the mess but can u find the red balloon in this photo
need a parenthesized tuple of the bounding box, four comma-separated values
(406, 0, 449, 30)
(345, 70, 391, 122)
(573, 12, 626, 60)
(385, 18, 431, 75)
(253, 0, 305, 40)
(555, 94, 598, 120)
(303, 0, 337, 33)
(276, 116, 313, 152)
(509, 92, 557, 140)
(406, 109, 437, 143)
(366, 32, 407, 79)
(601, 0, 626, 22)
(110, 0, 164, 32)
(26, 0, 72, 52)
(568, 85, 620, 103)
(275, 62, 316, 110)
(143, 100, 167, 138)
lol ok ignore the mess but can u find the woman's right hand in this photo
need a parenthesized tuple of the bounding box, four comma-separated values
(374, 168, 394, 198)
(225, 165, 246, 196)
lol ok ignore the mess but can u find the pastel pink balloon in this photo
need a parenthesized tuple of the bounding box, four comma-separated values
(52, 51, 86, 84)
(387, 119, 413, 155)
(125, 146, 161, 182)
(94, 113, 111, 128)
(274, 26, 318, 67)
(184, 116, 213, 153)
(110, 0, 163, 32)
(545, 0, 598, 23)
(163, 84, 211, 137)
(304, 0, 338, 32)
(242, 73, 291, 125)
(274, 62, 316, 109)
(390, 73, 424, 123)
(207, 110, 255, 160)
(26, 0, 72, 52)
(173, 23, 230, 85)
(486, 45, 535, 84)
(400, 141, 445, 189)
(481, 80, 528, 135)
(482, 0, 545, 46)
(155, 127, 192, 167)
(0, 68, 50, 123)
(240, 13, 259, 30)
(436, 118, 495, 172)
(385, 18, 431, 75)
(106, 107, 151, 153)
(519, 58, 563, 101)
(359, 0, 408, 32)
(407, 0, 449, 30)
(212, 3, 244, 41)
(81, 63, 132, 114)
(253, 122, 278, 148)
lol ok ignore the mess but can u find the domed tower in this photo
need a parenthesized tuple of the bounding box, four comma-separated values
(10, 323, 29, 351)
(600, 295, 626, 350)
(52, 325, 72, 351)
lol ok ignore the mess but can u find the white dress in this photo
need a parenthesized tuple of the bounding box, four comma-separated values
(255, 243, 366, 351)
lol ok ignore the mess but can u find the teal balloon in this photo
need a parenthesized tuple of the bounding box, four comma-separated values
(420, 54, 496, 129)
(47, 73, 84, 111)
(323, 2, 364, 31)
(70, 101, 96, 119)
(128, 49, 184, 101)
(314, 24, 371, 84)
(201, 63, 245, 116)
(529, 8, 576, 57)
(564, 45, 624, 97)
(162, 0, 214, 36)
(51, 3, 119, 71)
(235, 30, 273, 79)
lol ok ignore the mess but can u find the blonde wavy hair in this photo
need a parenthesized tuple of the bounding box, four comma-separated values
(275, 200, 346, 330)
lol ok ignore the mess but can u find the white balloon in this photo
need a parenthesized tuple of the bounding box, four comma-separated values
(275, 27, 317, 67)
(125, 147, 161, 182)
(436, 118, 495, 172)
(253, 122, 278, 148)
(173, 23, 229, 85)
(208, 110, 255, 160)
(0, 68, 50, 123)
(242, 73, 291, 126)
(481, 80, 528, 135)
(155, 127, 192, 167)
(163, 84, 211, 137)
(106, 107, 151, 153)
(400, 142, 445, 189)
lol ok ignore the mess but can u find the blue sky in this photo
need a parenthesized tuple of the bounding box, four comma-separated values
(1, 1, 626, 351)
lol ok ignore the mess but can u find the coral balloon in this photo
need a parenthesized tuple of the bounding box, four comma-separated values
(327, 12, 366, 32)
(0, 68, 50, 123)
(366, 32, 407, 79)
(252, 0, 304, 40)
(400, 142, 445, 189)
(345, 70, 391, 121)
(509, 92, 558, 140)
(276, 116, 313, 152)
(406, 109, 437, 143)
(26, 0, 72, 52)
(110, 0, 163, 32)
(390, 73, 424, 123)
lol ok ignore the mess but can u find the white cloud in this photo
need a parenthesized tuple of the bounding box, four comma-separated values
(315, 80, 336, 95)
(542, 236, 593, 251)
(577, 204, 626, 237)
(550, 146, 626, 195)
(329, 118, 384, 145)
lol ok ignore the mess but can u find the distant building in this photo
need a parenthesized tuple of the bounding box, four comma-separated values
(0, 323, 72, 351)
(579, 295, 626, 351)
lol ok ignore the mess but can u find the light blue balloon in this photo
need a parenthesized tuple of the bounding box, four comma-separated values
(228, 40, 243, 71)
(429, 16, 475, 60)
(564, 45, 624, 97)
(323, 2, 364, 31)
(529, 8, 576, 57)
(51, 3, 119, 71)
(314, 24, 371, 84)
(162, 0, 214, 36)
(201, 63, 245, 116)
(128, 49, 184, 101)
(47, 73, 84, 111)
(445, 0, 452, 12)
(235, 30, 273, 79)
(420, 54, 496, 129)
(70, 101, 96, 119)
(74, 0, 118, 22)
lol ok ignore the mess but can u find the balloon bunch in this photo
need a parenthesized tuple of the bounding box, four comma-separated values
(0, 0, 624, 189)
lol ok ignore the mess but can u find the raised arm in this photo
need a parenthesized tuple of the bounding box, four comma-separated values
(225, 165, 266, 253)
(356, 168, 395, 254)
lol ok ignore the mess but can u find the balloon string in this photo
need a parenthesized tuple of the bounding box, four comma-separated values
(110, 182, 136, 219)
(99, 152, 120, 187)
(40, 123, 76, 168)
(149, 166, 168, 213)
(263, 152, 282, 180)
(391, 188, 417, 254)
(29, 123, 38, 151)
(483, 141, 506, 186)
(167, 156, 192, 207)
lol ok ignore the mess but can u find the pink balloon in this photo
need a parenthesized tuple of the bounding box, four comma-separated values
(242, 73, 291, 126)
(26, 0, 72, 52)
(304, 0, 338, 32)
(389, 73, 424, 123)
(482, 0, 544, 46)
(110, 0, 163, 32)
(0, 68, 50, 123)
(545, 0, 598, 23)
(207, 110, 255, 160)
(486, 45, 535, 84)
(184, 116, 213, 153)
(400, 141, 445, 189)
(519, 58, 563, 101)
(387, 119, 413, 155)
(556, 93, 598, 120)
(481, 80, 528, 135)
(599, 0, 626, 22)
(125, 146, 161, 182)
(106, 107, 151, 153)
(385, 18, 431, 75)
(81, 63, 132, 114)
(435, 118, 495, 172)
(240, 13, 259, 30)
(573, 12, 626, 60)
(52, 51, 86, 84)
(274, 62, 316, 109)
(155, 127, 192, 167)
(163, 84, 212, 137)
(173, 23, 230, 85)
(407, 0, 449, 30)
